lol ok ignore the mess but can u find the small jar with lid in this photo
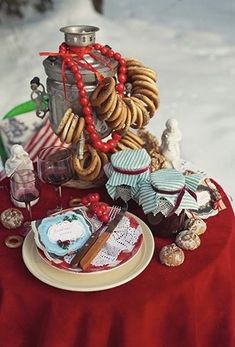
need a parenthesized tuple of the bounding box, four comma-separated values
(139, 168, 202, 237)
(105, 149, 151, 203)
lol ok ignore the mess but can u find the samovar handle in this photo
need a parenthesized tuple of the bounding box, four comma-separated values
(30, 77, 49, 119)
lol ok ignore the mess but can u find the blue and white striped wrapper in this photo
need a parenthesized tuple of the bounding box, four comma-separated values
(139, 168, 203, 216)
(105, 149, 151, 200)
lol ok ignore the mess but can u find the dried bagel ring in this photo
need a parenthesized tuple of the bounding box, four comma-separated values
(131, 96, 150, 120)
(123, 97, 137, 125)
(95, 151, 109, 180)
(56, 108, 73, 134)
(125, 130, 145, 146)
(60, 112, 75, 142)
(132, 80, 158, 94)
(107, 96, 123, 122)
(73, 145, 98, 176)
(120, 102, 132, 133)
(5, 235, 24, 249)
(98, 92, 118, 121)
(72, 117, 85, 144)
(131, 87, 159, 108)
(65, 114, 79, 144)
(82, 152, 102, 181)
(125, 58, 144, 68)
(90, 77, 115, 107)
(127, 67, 157, 81)
(97, 90, 117, 115)
(116, 141, 129, 151)
(108, 100, 127, 130)
(130, 99, 144, 128)
(131, 73, 156, 84)
(120, 138, 140, 149)
(133, 93, 156, 118)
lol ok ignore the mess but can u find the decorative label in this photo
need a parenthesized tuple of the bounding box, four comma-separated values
(48, 220, 85, 243)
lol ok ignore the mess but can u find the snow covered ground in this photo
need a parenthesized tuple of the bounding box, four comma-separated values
(0, 0, 234, 207)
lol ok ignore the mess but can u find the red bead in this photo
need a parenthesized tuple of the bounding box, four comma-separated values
(96, 208, 104, 218)
(94, 43, 102, 50)
(65, 57, 73, 65)
(118, 74, 126, 84)
(71, 65, 78, 74)
(82, 106, 91, 116)
(77, 81, 84, 90)
(100, 47, 108, 55)
(85, 115, 93, 125)
(100, 213, 109, 223)
(119, 66, 127, 74)
(79, 89, 87, 98)
(99, 203, 108, 212)
(116, 83, 124, 93)
(94, 193, 100, 202)
(80, 97, 89, 106)
(94, 140, 103, 150)
(112, 132, 121, 141)
(88, 193, 98, 203)
(114, 53, 121, 61)
(119, 58, 126, 66)
(101, 143, 110, 153)
(107, 139, 116, 150)
(86, 124, 95, 133)
(90, 202, 99, 213)
(89, 132, 99, 141)
(75, 73, 82, 81)
(107, 49, 114, 58)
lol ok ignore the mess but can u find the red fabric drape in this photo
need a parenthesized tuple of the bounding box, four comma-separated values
(0, 179, 234, 347)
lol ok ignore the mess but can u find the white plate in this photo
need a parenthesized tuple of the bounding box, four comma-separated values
(22, 214, 155, 292)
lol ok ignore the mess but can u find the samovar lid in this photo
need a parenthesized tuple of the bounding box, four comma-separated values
(60, 25, 100, 47)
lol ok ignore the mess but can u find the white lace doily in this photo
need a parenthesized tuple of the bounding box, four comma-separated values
(91, 215, 142, 268)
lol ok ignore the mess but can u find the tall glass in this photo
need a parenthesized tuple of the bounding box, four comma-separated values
(10, 169, 40, 221)
(37, 146, 74, 212)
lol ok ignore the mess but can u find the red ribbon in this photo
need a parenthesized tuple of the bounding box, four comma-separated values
(151, 185, 197, 215)
(113, 166, 150, 175)
(39, 43, 110, 99)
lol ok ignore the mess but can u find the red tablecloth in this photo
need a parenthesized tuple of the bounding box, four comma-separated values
(0, 180, 235, 347)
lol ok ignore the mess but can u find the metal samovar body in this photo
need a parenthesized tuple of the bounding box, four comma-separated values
(42, 25, 118, 137)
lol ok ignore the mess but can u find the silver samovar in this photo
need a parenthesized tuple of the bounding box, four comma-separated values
(33, 25, 118, 138)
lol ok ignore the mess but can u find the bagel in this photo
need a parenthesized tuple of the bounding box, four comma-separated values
(132, 80, 158, 94)
(123, 97, 137, 125)
(60, 112, 75, 142)
(56, 108, 73, 134)
(65, 114, 79, 144)
(81, 152, 102, 181)
(72, 117, 85, 144)
(90, 77, 115, 107)
(73, 144, 99, 176)
(132, 93, 156, 118)
(97, 90, 117, 115)
(107, 96, 123, 122)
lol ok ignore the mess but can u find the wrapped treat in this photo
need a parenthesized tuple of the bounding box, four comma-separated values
(105, 149, 151, 202)
(139, 168, 203, 237)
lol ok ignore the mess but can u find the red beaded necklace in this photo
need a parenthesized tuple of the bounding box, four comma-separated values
(58, 42, 128, 153)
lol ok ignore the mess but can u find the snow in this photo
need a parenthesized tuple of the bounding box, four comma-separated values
(0, 0, 234, 208)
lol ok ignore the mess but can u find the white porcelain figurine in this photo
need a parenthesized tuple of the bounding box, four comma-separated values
(5, 144, 33, 177)
(160, 118, 182, 170)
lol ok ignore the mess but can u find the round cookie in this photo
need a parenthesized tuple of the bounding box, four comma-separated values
(1, 208, 24, 229)
(184, 218, 207, 235)
(159, 243, 185, 267)
(175, 230, 201, 250)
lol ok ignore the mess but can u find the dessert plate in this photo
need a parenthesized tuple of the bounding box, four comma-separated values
(33, 207, 143, 273)
(22, 214, 155, 291)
